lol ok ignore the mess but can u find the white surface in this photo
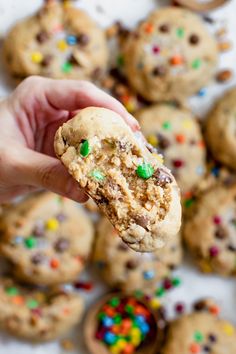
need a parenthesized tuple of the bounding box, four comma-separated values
(0, 0, 236, 353)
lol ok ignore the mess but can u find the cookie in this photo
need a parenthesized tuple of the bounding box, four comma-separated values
(205, 87, 236, 171)
(183, 183, 236, 275)
(3, 1, 108, 81)
(137, 103, 206, 196)
(122, 7, 218, 102)
(162, 312, 236, 354)
(54, 107, 181, 252)
(0, 192, 94, 285)
(0, 276, 83, 342)
(93, 217, 182, 293)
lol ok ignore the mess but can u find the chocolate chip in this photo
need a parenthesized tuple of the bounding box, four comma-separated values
(153, 168, 173, 187)
(31, 253, 45, 265)
(54, 238, 70, 252)
(125, 259, 139, 270)
(152, 66, 166, 77)
(68, 54, 78, 66)
(96, 196, 109, 205)
(189, 34, 199, 45)
(193, 299, 207, 311)
(41, 55, 53, 67)
(203, 345, 211, 352)
(33, 222, 45, 237)
(157, 134, 170, 149)
(77, 33, 89, 46)
(117, 242, 129, 251)
(208, 333, 217, 342)
(228, 244, 236, 252)
(159, 24, 169, 33)
(117, 140, 130, 152)
(214, 225, 228, 239)
(92, 67, 102, 80)
(36, 31, 49, 43)
(134, 215, 149, 229)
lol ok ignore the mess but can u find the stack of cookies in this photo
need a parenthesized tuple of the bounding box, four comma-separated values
(1, 0, 236, 353)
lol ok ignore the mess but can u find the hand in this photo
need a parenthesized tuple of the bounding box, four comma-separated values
(0, 76, 140, 203)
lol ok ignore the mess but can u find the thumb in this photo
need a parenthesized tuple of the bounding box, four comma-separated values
(15, 148, 88, 203)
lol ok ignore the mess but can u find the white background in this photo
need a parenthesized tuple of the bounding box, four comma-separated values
(0, 1, 236, 353)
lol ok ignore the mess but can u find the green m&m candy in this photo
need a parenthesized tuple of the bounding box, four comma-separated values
(136, 163, 154, 179)
(80, 140, 91, 157)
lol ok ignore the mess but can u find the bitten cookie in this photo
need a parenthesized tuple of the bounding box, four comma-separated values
(93, 217, 182, 293)
(3, 1, 108, 81)
(137, 103, 206, 196)
(122, 7, 218, 102)
(162, 312, 236, 354)
(54, 107, 181, 252)
(183, 183, 236, 275)
(0, 192, 94, 285)
(0, 277, 83, 342)
(205, 87, 236, 171)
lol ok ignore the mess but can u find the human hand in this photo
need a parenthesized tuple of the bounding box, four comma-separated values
(0, 76, 140, 203)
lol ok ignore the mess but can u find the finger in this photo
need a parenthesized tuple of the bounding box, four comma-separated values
(33, 76, 140, 131)
(12, 147, 88, 203)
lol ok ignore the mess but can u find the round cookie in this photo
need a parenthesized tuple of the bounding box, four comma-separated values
(137, 103, 206, 196)
(0, 276, 84, 342)
(93, 217, 182, 293)
(122, 7, 218, 102)
(162, 312, 236, 354)
(183, 183, 236, 276)
(3, 1, 108, 81)
(0, 192, 94, 285)
(205, 87, 236, 171)
(54, 107, 181, 253)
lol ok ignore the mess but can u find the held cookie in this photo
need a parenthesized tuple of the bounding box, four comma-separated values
(93, 217, 182, 293)
(0, 192, 94, 285)
(162, 312, 236, 354)
(205, 87, 236, 171)
(3, 1, 108, 81)
(137, 103, 206, 196)
(122, 7, 218, 102)
(183, 184, 236, 275)
(0, 277, 83, 342)
(54, 107, 181, 252)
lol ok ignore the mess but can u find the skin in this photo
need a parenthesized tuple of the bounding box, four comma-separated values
(0, 76, 140, 203)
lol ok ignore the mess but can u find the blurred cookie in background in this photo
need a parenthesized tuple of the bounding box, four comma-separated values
(0, 276, 84, 342)
(183, 182, 236, 276)
(122, 7, 218, 102)
(93, 217, 182, 294)
(137, 102, 206, 200)
(0, 192, 94, 285)
(205, 87, 236, 171)
(3, 1, 108, 81)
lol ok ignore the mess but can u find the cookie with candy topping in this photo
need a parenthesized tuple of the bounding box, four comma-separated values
(54, 107, 181, 252)
(0, 192, 94, 285)
(93, 217, 182, 293)
(0, 276, 83, 341)
(122, 7, 218, 102)
(205, 87, 236, 171)
(137, 103, 206, 197)
(162, 311, 236, 354)
(3, 1, 108, 81)
(183, 183, 236, 276)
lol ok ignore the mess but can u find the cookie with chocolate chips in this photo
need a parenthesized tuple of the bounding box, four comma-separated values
(183, 183, 236, 276)
(3, 1, 108, 81)
(162, 311, 236, 354)
(0, 276, 84, 342)
(205, 87, 236, 171)
(93, 217, 182, 293)
(122, 7, 218, 101)
(0, 192, 94, 285)
(137, 103, 206, 197)
(54, 107, 181, 252)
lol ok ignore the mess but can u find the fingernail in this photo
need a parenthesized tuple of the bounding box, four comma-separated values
(127, 113, 141, 131)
